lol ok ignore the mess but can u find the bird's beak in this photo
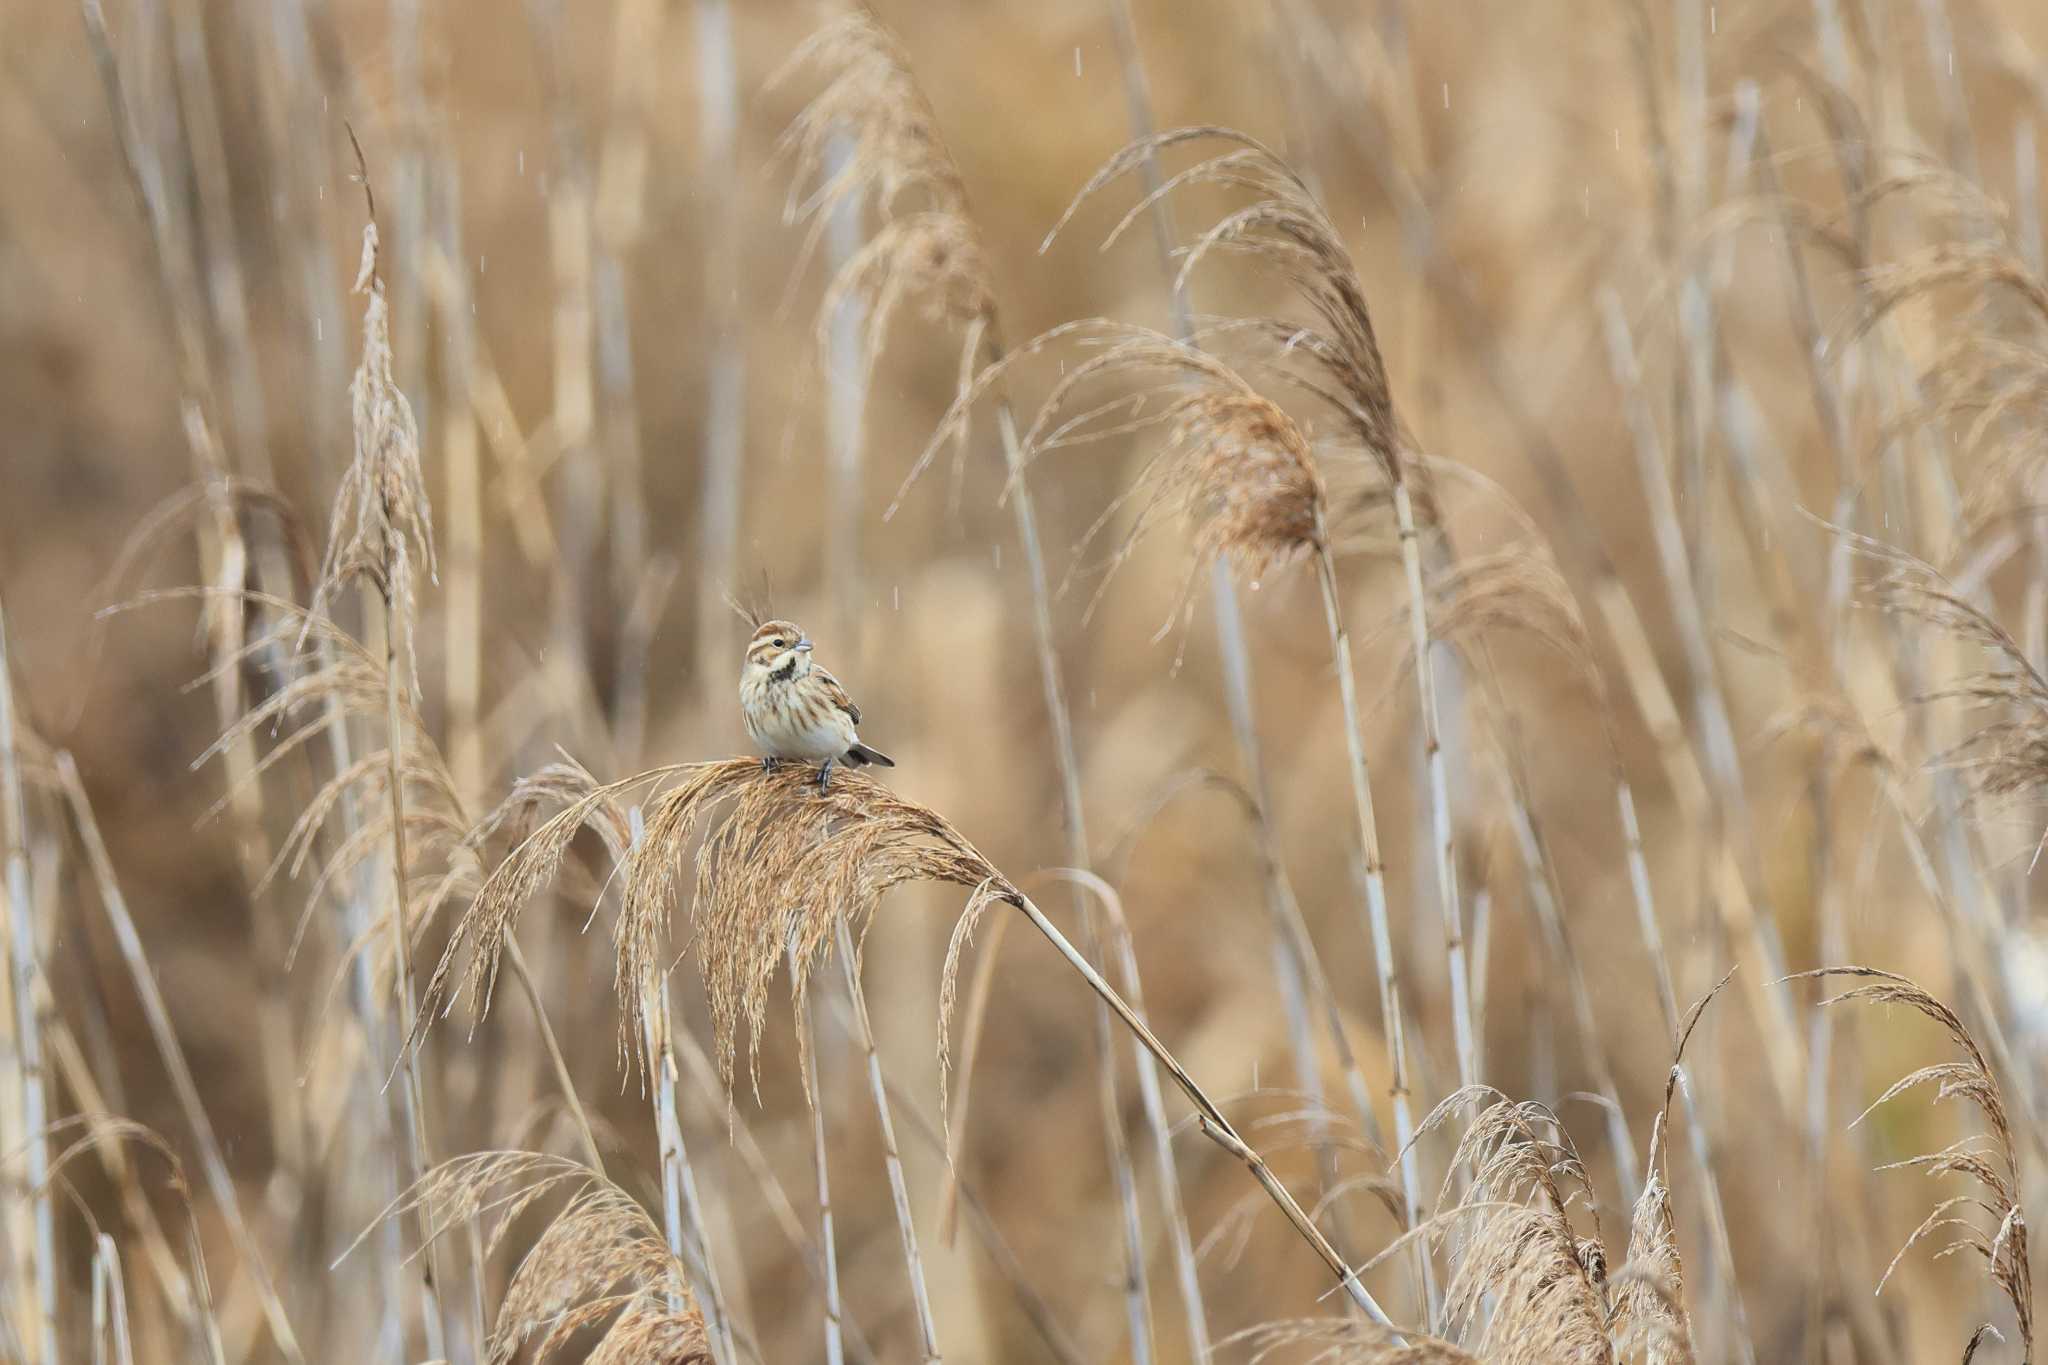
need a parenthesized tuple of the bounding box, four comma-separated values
(795, 638, 813, 653)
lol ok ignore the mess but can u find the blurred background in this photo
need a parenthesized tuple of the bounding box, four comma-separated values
(5, 0, 2048, 1360)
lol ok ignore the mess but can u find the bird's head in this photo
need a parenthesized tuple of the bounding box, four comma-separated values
(744, 619, 813, 681)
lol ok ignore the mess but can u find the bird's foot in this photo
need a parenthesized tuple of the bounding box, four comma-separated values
(761, 756, 780, 775)
(816, 758, 834, 792)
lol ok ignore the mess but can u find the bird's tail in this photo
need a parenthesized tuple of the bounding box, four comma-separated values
(846, 742, 895, 768)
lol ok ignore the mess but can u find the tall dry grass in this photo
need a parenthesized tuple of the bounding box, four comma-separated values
(6, 0, 2048, 1362)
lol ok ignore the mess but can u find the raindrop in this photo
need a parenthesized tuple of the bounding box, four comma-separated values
(1249, 579, 1262, 592)
(315, 318, 322, 341)
(892, 587, 900, 611)
(518, 149, 526, 176)
(1074, 47, 1082, 77)
(1441, 82, 1449, 110)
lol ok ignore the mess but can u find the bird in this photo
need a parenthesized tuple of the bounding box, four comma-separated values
(739, 619, 895, 790)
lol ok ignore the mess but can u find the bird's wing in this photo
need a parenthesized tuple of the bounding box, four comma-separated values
(815, 666, 861, 726)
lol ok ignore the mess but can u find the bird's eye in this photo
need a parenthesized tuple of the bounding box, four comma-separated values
(772, 638, 786, 649)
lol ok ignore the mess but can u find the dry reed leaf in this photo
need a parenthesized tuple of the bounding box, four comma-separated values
(1793, 967, 2031, 1359)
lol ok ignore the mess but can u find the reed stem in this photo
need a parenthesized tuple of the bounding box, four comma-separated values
(374, 588, 450, 1362)
(1005, 889, 1396, 1329)
(56, 752, 301, 1358)
(630, 806, 738, 1365)
(794, 945, 846, 1365)
(1390, 479, 1476, 1092)
(1309, 545, 1431, 1317)
(0, 600, 55, 1364)
(834, 914, 943, 1362)
(988, 368, 1156, 1359)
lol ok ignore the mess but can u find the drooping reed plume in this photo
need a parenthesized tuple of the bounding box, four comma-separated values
(1399, 1090, 1614, 1362)
(434, 751, 1395, 1332)
(775, 4, 995, 414)
(364, 1151, 709, 1364)
(1795, 968, 2032, 1361)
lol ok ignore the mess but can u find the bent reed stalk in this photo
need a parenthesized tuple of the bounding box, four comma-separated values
(430, 757, 1396, 1328)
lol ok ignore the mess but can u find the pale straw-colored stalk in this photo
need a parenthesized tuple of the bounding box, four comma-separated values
(373, 589, 450, 1362)
(55, 752, 301, 1355)
(1046, 868, 1209, 1360)
(1309, 543, 1430, 1308)
(628, 805, 738, 1365)
(794, 945, 846, 1365)
(834, 914, 943, 1362)
(1599, 291, 1804, 1112)
(0, 601, 54, 1364)
(1004, 888, 1396, 1328)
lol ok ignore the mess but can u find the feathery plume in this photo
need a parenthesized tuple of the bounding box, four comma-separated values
(362, 1152, 707, 1364)
(777, 5, 994, 395)
(1794, 968, 2031, 1359)
(304, 131, 437, 693)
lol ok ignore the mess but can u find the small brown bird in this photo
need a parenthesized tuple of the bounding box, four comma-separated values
(739, 619, 894, 790)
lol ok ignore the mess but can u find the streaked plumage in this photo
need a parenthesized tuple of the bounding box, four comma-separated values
(739, 619, 894, 789)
